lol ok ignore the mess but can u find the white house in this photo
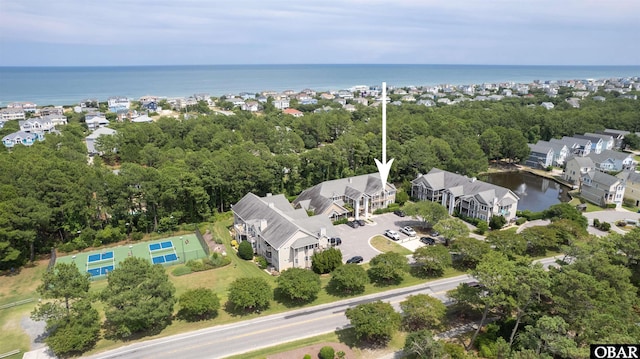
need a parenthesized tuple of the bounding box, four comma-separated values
(411, 168, 519, 223)
(232, 193, 338, 272)
(85, 127, 117, 155)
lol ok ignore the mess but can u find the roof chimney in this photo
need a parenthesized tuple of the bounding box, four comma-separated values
(268, 202, 274, 208)
(319, 227, 326, 237)
(348, 178, 353, 183)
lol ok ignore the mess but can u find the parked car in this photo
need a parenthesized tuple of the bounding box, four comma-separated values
(393, 210, 406, 217)
(400, 226, 416, 237)
(356, 219, 366, 226)
(329, 237, 342, 246)
(419, 236, 435, 245)
(430, 230, 440, 237)
(346, 255, 364, 264)
(384, 229, 401, 241)
(346, 220, 360, 228)
(466, 281, 485, 289)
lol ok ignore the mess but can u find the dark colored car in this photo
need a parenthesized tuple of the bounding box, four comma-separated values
(347, 220, 360, 228)
(329, 237, 342, 246)
(419, 236, 436, 245)
(393, 210, 406, 217)
(356, 219, 366, 226)
(466, 281, 485, 289)
(346, 255, 364, 264)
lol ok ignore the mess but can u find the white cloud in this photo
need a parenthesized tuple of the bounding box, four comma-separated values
(0, 0, 638, 65)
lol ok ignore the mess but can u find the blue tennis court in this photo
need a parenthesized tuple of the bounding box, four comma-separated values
(149, 241, 173, 251)
(87, 251, 114, 263)
(87, 265, 114, 277)
(152, 253, 178, 264)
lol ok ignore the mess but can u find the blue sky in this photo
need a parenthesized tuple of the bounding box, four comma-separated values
(0, 0, 638, 66)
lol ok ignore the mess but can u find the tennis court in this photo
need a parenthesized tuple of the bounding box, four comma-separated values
(56, 233, 208, 279)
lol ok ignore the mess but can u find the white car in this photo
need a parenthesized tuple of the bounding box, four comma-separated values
(384, 229, 401, 241)
(400, 226, 417, 237)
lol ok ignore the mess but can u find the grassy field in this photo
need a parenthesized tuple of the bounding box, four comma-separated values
(370, 235, 413, 255)
(0, 261, 48, 359)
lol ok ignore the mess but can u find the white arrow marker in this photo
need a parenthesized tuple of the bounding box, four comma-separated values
(375, 81, 394, 187)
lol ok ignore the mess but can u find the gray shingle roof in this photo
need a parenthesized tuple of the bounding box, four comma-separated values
(233, 193, 337, 249)
(412, 168, 519, 205)
(584, 170, 621, 187)
(293, 173, 395, 215)
(588, 149, 633, 163)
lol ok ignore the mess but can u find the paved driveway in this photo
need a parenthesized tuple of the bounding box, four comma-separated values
(334, 213, 428, 263)
(582, 209, 640, 236)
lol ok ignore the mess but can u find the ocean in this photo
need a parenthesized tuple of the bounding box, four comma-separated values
(0, 64, 639, 106)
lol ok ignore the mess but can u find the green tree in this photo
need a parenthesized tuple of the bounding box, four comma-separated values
(276, 267, 321, 302)
(345, 301, 401, 345)
(178, 288, 220, 321)
(400, 294, 447, 331)
(507, 262, 551, 346)
(31, 263, 99, 356)
(517, 316, 581, 358)
(412, 245, 452, 277)
(404, 201, 448, 229)
(433, 218, 469, 246)
(542, 203, 588, 229)
(101, 257, 176, 338)
(486, 230, 526, 259)
(622, 133, 640, 150)
(35, 263, 90, 316)
(311, 247, 342, 274)
(329, 263, 368, 294)
(368, 252, 409, 284)
(237, 240, 254, 260)
(403, 329, 446, 359)
(227, 277, 272, 312)
(479, 128, 503, 160)
(39, 300, 101, 357)
(451, 237, 491, 270)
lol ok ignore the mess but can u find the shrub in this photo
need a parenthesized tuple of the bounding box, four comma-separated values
(255, 255, 268, 269)
(606, 203, 617, 209)
(600, 222, 611, 231)
(318, 346, 335, 359)
(388, 203, 400, 211)
(214, 236, 223, 244)
(171, 266, 192, 276)
(475, 221, 489, 235)
(58, 242, 76, 253)
(593, 218, 600, 227)
(177, 288, 220, 321)
(303, 355, 311, 359)
(209, 252, 231, 267)
(186, 259, 205, 272)
(617, 220, 627, 227)
(237, 241, 254, 260)
(515, 217, 527, 225)
(230, 239, 238, 248)
(336, 351, 345, 359)
(489, 215, 507, 230)
(130, 231, 144, 241)
(333, 218, 349, 225)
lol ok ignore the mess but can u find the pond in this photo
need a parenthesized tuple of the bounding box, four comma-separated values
(480, 171, 572, 212)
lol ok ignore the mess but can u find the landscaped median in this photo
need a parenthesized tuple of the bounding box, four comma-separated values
(370, 235, 413, 255)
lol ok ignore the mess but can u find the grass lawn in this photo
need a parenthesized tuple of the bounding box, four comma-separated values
(0, 261, 48, 359)
(370, 235, 413, 255)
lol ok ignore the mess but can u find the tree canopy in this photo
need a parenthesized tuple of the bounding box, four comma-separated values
(101, 257, 176, 338)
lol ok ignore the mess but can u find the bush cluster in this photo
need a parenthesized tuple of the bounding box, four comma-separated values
(516, 210, 544, 221)
(592, 219, 611, 231)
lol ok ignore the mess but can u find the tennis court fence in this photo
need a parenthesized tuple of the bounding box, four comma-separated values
(195, 226, 210, 256)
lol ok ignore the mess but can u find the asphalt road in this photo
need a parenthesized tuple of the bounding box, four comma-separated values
(83, 256, 562, 359)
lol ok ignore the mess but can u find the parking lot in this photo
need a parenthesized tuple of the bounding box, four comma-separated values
(334, 212, 434, 263)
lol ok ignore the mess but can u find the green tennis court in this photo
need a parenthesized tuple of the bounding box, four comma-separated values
(56, 234, 208, 279)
